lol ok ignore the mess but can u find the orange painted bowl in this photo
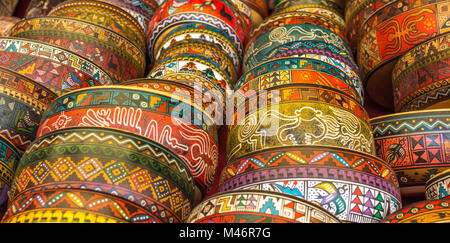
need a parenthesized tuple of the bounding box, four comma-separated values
(371, 109, 450, 197)
(425, 168, 450, 200)
(0, 66, 58, 152)
(36, 85, 219, 199)
(381, 198, 450, 223)
(220, 144, 402, 223)
(0, 134, 21, 207)
(187, 189, 342, 223)
(0, 37, 114, 95)
(392, 32, 450, 112)
(1, 188, 168, 223)
(357, 0, 450, 111)
(48, 0, 146, 54)
(9, 126, 195, 222)
(9, 16, 146, 83)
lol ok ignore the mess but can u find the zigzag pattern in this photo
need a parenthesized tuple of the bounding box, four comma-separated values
(25, 131, 190, 179)
(373, 119, 450, 135)
(0, 129, 30, 148)
(148, 13, 243, 56)
(401, 87, 450, 112)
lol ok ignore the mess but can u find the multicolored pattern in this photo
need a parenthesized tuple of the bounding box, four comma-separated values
(222, 145, 399, 187)
(0, 66, 57, 113)
(227, 100, 375, 162)
(149, 0, 248, 55)
(121, 78, 220, 111)
(48, 0, 146, 53)
(0, 135, 21, 206)
(275, 6, 345, 27)
(37, 87, 218, 195)
(236, 57, 363, 102)
(358, 0, 450, 109)
(9, 16, 146, 77)
(382, 198, 450, 223)
(392, 33, 450, 112)
(10, 19, 145, 83)
(0, 37, 114, 95)
(425, 169, 450, 200)
(10, 136, 193, 221)
(248, 10, 348, 52)
(187, 190, 342, 223)
(150, 56, 233, 93)
(0, 16, 19, 37)
(244, 24, 350, 73)
(153, 23, 240, 67)
(2, 189, 163, 223)
(156, 43, 238, 83)
(238, 69, 361, 104)
(371, 109, 450, 192)
(345, 0, 396, 51)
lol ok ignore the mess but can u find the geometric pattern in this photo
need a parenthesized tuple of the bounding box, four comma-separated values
(10, 153, 192, 222)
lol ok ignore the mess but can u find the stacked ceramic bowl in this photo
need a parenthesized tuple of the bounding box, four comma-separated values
(0, 0, 197, 223)
(145, 0, 252, 201)
(8, 0, 157, 86)
(357, 0, 450, 202)
(348, 0, 450, 111)
(187, 0, 404, 223)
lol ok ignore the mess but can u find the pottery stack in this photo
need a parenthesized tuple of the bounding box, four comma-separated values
(0, 0, 198, 223)
(183, 0, 403, 223)
(348, 0, 450, 200)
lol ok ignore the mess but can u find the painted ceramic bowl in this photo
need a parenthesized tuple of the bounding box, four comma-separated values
(9, 126, 195, 222)
(25, 0, 69, 18)
(392, 33, 450, 112)
(371, 109, 450, 197)
(149, 54, 234, 95)
(274, 6, 345, 27)
(48, 0, 146, 54)
(425, 168, 450, 200)
(358, 0, 450, 111)
(245, 11, 348, 55)
(2, 188, 165, 223)
(0, 66, 58, 152)
(271, 0, 345, 16)
(121, 78, 222, 116)
(235, 57, 364, 105)
(0, 135, 21, 207)
(227, 84, 375, 163)
(156, 40, 238, 83)
(243, 18, 353, 75)
(187, 189, 342, 223)
(382, 198, 450, 223)
(0, 37, 114, 95)
(148, 0, 249, 61)
(151, 22, 241, 68)
(220, 145, 402, 223)
(37, 85, 219, 198)
(9, 16, 146, 83)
